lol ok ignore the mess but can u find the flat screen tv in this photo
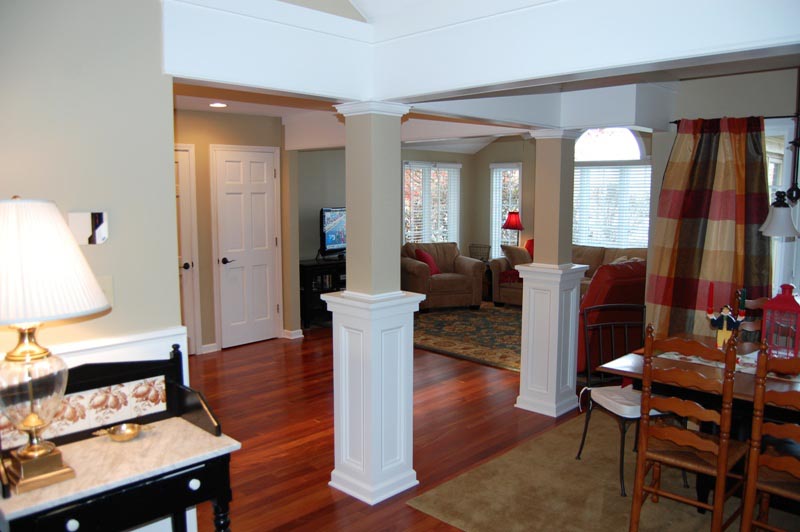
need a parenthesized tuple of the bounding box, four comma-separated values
(319, 207, 346, 257)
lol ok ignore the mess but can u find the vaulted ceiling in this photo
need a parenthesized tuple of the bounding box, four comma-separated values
(170, 0, 800, 151)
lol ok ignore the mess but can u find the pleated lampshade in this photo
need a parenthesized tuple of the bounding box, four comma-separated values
(0, 198, 110, 326)
(501, 211, 524, 231)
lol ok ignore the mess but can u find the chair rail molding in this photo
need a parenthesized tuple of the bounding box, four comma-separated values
(49, 326, 189, 386)
(515, 263, 588, 417)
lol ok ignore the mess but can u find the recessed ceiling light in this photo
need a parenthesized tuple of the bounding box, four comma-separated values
(209, 102, 227, 108)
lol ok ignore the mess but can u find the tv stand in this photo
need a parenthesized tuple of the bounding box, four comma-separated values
(299, 257, 346, 328)
(316, 249, 346, 261)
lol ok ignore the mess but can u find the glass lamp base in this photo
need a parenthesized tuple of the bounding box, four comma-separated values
(5, 447, 75, 494)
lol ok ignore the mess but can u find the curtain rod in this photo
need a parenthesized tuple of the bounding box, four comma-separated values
(669, 113, 800, 125)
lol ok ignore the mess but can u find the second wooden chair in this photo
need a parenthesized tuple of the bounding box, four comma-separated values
(740, 350, 800, 532)
(629, 327, 748, 532)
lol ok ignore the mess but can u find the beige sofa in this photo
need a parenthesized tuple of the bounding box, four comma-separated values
(489, 244, 648, 306)
(401, 242, 484, 310)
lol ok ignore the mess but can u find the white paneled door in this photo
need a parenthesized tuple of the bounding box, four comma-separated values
(213, 146, 282, 348)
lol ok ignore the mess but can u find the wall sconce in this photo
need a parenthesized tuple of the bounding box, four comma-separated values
(760, 191, 800, 237)
(760, 133, 800, 238)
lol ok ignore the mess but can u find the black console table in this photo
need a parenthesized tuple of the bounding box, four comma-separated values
(0, 348, 241, 532)
(299, 258, 346, 328)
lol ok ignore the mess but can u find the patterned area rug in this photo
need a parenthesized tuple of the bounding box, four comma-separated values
(414, 303, 521, 371)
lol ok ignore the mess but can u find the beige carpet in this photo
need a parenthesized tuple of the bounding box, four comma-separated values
(408, 413, 797, 531)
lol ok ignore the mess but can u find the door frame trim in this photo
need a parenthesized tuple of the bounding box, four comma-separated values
(210, 144, 283, 348)
(175, 143, 202, 355)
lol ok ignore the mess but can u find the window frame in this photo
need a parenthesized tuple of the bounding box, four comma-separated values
(402, 160, 461, 245)
(572, 128, 652, 249)
(489, 162, 523, 259)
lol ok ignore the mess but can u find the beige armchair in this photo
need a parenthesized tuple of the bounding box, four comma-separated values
(400, 242, 484, 310)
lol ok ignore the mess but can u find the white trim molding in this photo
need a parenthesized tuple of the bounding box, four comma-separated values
(51, 326, 189, 386)
(515, 263, 587, 417)
(335, 101, 411, 118)
(322, 290, 425, 505)
(526, 129, 582, 140)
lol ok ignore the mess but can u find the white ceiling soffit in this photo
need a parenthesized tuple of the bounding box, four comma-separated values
(276, 108, 529, 151)
(401, 136, 499, 155)
(401, 119, 527, 142)
(412, 83, 679, 131)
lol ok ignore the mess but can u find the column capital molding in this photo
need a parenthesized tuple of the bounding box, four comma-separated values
(335, 101, 411, 117)
(525, 128, 582, 140)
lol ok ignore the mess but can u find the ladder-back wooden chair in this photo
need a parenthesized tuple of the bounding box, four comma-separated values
(629, 327, 748, 532)
(575, 303, 647, 496)
(740, 349, 800, 532)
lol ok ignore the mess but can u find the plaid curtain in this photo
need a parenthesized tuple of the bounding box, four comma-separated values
(647, 117, 771, 339)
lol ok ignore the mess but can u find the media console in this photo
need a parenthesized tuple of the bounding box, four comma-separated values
(299, 257, 346, 328)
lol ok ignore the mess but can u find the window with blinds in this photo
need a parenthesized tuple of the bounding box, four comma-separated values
(490, 163, 522, 258)
(572, 162, 651, 247)
(402, 161, 461, 244)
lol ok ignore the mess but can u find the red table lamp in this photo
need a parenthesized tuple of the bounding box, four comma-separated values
(502, 211, 524, 245)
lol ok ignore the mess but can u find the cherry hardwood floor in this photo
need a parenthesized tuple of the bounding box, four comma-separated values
(189, 326, 576, 531)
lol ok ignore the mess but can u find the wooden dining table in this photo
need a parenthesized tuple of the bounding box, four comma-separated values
(598, 351, 800, 406)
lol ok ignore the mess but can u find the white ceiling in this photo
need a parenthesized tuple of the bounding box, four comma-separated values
(347, 0, 555, 40)
(171, 0, 800, 151)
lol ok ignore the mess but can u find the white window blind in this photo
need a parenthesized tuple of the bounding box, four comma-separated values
(489, 163, 522, 258)
(403, 161, 461, 244)
(573, 161, 651, 247)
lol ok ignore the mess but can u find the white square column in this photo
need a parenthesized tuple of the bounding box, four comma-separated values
(322, 290, 425, 504)
(515, 263, 588, 417)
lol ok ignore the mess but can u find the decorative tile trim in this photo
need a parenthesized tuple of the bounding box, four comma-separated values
(1, 377, 167, 449)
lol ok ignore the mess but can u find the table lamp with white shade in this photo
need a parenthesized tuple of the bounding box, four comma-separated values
(0, 197, 110, 493)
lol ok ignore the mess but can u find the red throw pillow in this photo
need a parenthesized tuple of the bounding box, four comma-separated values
(499, 269, 521, 284)
(415, 249, 441, 275)
(524, 238, 534, 260)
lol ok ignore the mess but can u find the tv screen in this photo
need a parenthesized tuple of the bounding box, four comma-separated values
(320, 207, 346, 256)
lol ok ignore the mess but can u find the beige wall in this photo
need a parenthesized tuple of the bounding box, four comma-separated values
(0, 0, 179, 349)
(282, 140, 302, 332)
(676, 70, 798, 121)
(174, 110, 283, 346)
(472, 137, 536, 255)
(298, 149, 347, 260)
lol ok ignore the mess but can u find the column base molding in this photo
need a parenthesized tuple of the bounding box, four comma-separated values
(514, 263, 588, 418)
(322, 291, 425, 505)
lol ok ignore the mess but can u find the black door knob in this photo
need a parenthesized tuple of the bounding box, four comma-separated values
(182, 262, 191, 270)
(221, 257, 235, 265)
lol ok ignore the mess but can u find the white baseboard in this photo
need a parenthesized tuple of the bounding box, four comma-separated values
(283, 329, 303, 339)
(198, 343, 221, 354)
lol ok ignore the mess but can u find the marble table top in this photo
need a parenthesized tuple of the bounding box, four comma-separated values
(0, 417, 241, 521)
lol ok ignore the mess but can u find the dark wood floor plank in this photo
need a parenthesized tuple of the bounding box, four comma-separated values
(189, 327, 574, 531)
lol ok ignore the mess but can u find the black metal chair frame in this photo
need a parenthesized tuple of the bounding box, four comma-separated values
(576, 303, 646, 496)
